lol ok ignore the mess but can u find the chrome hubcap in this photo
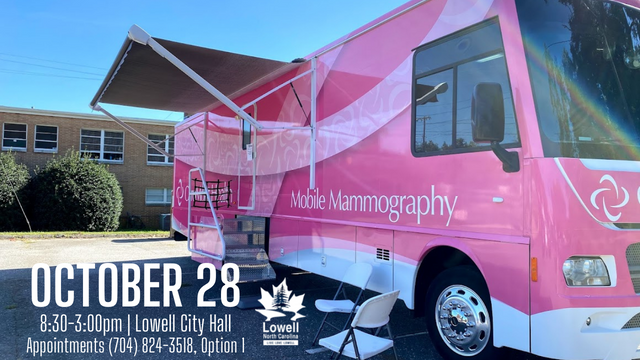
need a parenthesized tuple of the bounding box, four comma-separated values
(435, 285, 490, 356)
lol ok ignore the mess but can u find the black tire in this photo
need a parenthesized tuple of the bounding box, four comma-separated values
(173, 230, 187, 241)
(425, 266, 503, 360)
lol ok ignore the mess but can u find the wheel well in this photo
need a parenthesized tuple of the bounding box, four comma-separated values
(413, 246, 480, 317)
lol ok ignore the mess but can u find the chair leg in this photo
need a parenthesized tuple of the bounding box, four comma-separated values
(312, 312, 330, 346)
(341, 312, 355, 333)
(316, 283, 345, 347)
(334, 329, 353, 360)
(386, 324, 398, 360)
(351, 331, 362, 360)
(340, 289, 365, 332)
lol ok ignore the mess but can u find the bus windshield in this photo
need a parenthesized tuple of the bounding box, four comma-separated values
(516, 0, 640, 160)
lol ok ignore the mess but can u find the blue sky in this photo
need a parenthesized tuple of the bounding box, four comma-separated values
(0, 1, 407, 121)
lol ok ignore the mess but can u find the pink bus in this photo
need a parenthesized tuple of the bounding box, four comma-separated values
(91, 0, 640, 359)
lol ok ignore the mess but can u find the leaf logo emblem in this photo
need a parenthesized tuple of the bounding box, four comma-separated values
(256, 279, 305, 321)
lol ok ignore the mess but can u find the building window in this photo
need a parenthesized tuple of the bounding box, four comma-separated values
(147, 134, 174, 165)
(80, 129, 124, 162)
(145, 188, 172, 206)
(34, 125, 58, 153)
(412, 19, 519, 155)
(2, 123, 27, 151)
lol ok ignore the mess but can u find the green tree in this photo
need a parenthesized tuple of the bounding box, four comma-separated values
(0, 152, 30, 231)
(30, 150, 123, 231)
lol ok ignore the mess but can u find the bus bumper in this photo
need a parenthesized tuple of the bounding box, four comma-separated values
(531, 306, 640, 360)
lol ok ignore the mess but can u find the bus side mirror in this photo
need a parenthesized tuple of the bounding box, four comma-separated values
(471, 82, 519, 173)
(471, 82, 505, 143)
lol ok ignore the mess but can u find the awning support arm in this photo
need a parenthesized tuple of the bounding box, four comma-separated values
(128, 25, 263, 130)
(91, 104, 171, 157)
(240, 69, 313, 111)
(238, 57, 316, 189)
(158, 116, 210, 146)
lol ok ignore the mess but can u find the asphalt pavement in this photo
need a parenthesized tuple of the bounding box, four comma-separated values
(0, 236, 543, 360)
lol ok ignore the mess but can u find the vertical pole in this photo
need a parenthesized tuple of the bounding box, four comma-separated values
(252, 104, 258, 210)
(204, 112, 208, 187)
(310, 57, 317, 190)
(203, 113, 209, 234)
(237, 115, 242, 209)
(422, 117, 427, 149)
(187, 169, 192, 249)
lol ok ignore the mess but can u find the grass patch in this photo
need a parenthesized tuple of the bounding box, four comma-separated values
(0, 230, 170, 240)
(5, 304, 17, 310)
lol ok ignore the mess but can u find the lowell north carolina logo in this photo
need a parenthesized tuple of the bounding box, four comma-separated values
(256, 279, 305, 321)
(256, 279, 305, 346)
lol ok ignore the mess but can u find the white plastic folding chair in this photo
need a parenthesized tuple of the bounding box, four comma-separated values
(319, 290, 400, 360)
(311, 262, 373, 346)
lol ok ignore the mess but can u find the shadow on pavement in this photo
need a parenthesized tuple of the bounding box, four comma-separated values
(110, 238, 174, 244)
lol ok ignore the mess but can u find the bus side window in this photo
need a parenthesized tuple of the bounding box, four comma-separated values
(412, 19, 520, 156)
(457, 54, 518, 148)
(414, 70, 454, 152)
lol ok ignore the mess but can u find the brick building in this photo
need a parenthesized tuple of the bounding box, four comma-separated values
(0, 106, 177, 229)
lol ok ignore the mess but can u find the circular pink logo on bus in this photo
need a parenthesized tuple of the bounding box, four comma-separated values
(590, 175, 629, 222)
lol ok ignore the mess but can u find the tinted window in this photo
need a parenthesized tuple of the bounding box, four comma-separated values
(457, 54, 518, 148)
(415, 69, 454, 152)
(242, 119, 251, 151)
(516, 0, 640, 160)
(412, 20, 519, 155)
(414, 23, 505, 76)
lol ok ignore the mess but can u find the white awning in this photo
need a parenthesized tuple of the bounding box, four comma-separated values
(90, 25, 305, 114)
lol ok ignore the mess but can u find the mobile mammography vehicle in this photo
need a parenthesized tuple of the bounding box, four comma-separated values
(91, 0, 640, 358)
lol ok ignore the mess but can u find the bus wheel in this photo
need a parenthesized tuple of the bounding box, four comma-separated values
(425, 266, 501, 360)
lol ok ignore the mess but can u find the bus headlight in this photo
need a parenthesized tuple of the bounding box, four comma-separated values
(562, 257, 610, 286)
